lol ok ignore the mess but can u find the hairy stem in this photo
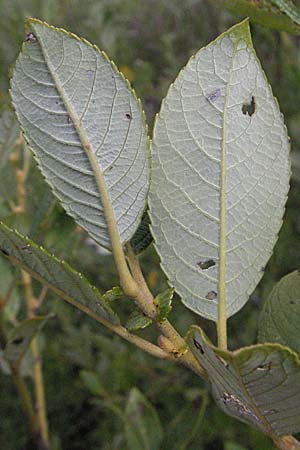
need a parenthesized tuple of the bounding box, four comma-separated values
(126, 245, 207, 379)
(273, 435, 300, 450)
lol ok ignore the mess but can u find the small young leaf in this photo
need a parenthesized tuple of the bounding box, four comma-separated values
(154, 288, 174, 322)
(223, 0, 300, 34)
(102, 286, 124, 303)
(187, 326, 300, 436)
(125, 388, 163, 450)
(0, 110, 19, 168)
(130, 210, 153, 254)
(149, 19, 290, 321)
(4, 316, 49, 364)
(0, 222, 119, 324)
(11, 18, 150, 250)
(258, 271, 300, 356)
(125, 311, 152, 331)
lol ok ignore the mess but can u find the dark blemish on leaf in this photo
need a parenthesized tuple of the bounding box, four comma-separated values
(197, 259, 216, 270)
(86, 70, 94, 79)
(242, 96, 255, 116)
(206, 88, 221, 103)
(0, 248, 9, 256)
(260, 266, 265, 273)
(20, 244, 32, 254)
(26, 32, 37, 42)
(205, 291, 217, 300)
(193, 339, 204, 354)
(290, 300, 295, 304)
(12, 336, 24, 345)
(256, 361, 272, 371)
(125, 113, 132, 119)
(137, 401, 145, 415)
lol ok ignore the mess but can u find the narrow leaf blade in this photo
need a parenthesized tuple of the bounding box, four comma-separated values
(187, 326, 300, 436)
(0, 110, 19, 168)
(149, 20, 290, 320)
(4, 316, 49, 364)
(125, 388, 163, 450)
(259, 271, 300, 356)
(0, 222, 119, 324)
(11, 18, 149, 249)
(223, 0, 300, 34)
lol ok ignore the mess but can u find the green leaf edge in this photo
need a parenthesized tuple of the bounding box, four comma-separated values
(0, 221, 119, 324)
(9, 17, 151, 250)
(149, 18, 291, 321)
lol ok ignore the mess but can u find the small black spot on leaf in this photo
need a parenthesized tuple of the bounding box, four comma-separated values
(242, 96, 255, 116)
(197, 259, 216, 270)
(193, 339, 204, 354)
(290, 300, 295, 304)
(0, 249, 9, 256)
(205, 291, 217, 300)
(125, 113, 132, 119)
(12, 336, 24, 345)
(256, 361, 272, 371)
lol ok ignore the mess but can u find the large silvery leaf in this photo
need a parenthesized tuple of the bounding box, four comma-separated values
(259, 271, 300, 356)
(11, 18, 149, 249)
(149, 20, 290, 321)
(187, 326, 300, 437)
(0, 222, 119, 324)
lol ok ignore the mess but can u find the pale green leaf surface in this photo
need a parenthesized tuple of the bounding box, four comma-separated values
(223, 0, 300, 34)
(125, 388, 163, 450)
(0, 222, 119, 324)
(11, 18, 149, 249)
(154, 288, 173, 322)
(125, 310, 152, 331)
(187, 326, 300, 436)
(259, 271, 300, 356)
(149, 20, 290, 320)
(4, 316, 49, 364)
(0, 110, 19, 168)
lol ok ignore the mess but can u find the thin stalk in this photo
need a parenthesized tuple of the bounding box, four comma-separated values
(0, 300, 42, 446)
(3, 253, 171, 362)
(272, 435, 300, 450)
(126, 245, 207, 379)
(22, 270, 50, 448)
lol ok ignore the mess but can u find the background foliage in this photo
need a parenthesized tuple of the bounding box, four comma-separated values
(1, 1, 300, 449)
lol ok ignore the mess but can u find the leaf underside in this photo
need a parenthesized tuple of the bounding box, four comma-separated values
(0, 222, 118, 324)
(259, 271, 300, 356)
(149, 20, 290, 321)
(187, 326, 300, 436)
(10, 18, 149, 250)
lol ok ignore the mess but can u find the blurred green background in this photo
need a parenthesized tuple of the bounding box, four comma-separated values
(1, 1, 300, 449)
